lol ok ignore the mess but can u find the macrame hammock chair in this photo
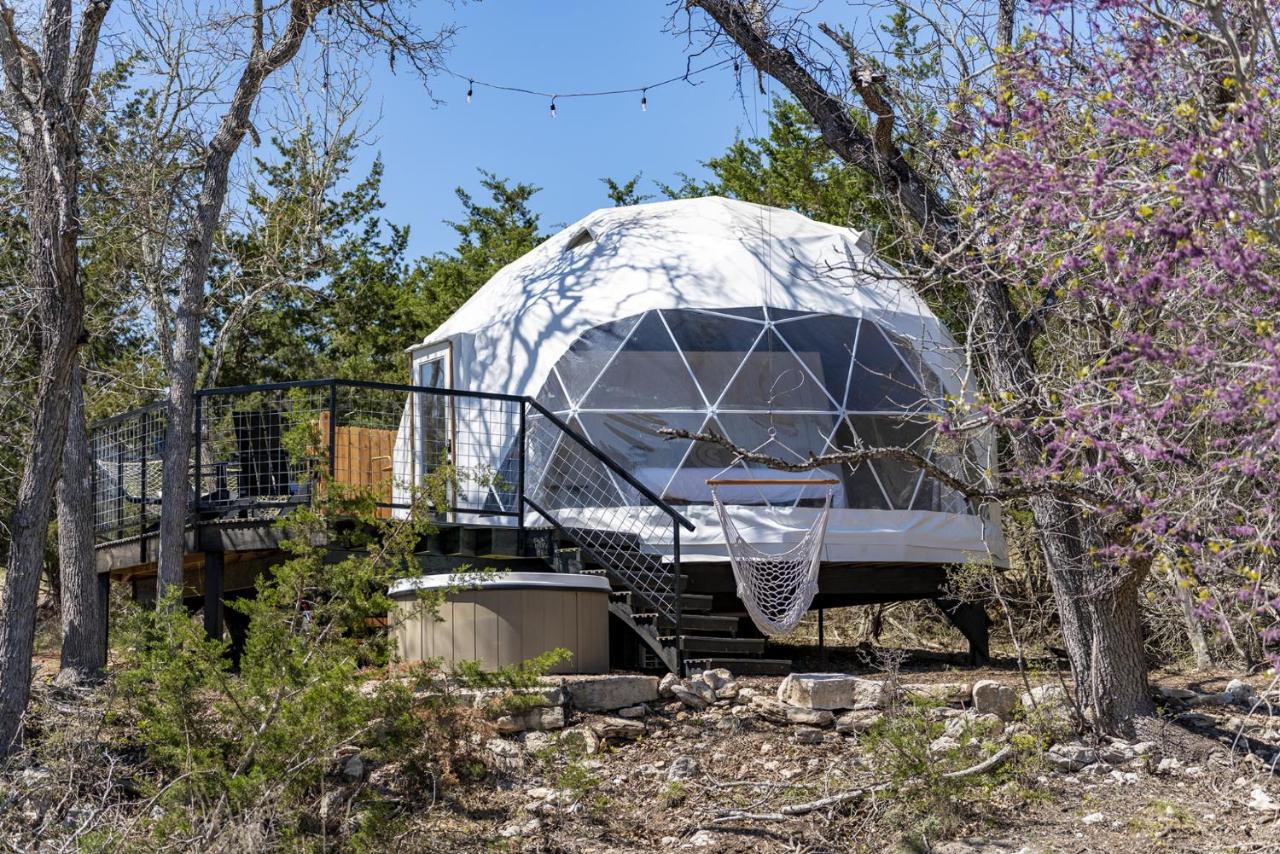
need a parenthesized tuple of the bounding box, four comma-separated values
(706, 437, 838, 636)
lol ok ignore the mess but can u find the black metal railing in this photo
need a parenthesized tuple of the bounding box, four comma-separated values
(90, 379, 695, 665)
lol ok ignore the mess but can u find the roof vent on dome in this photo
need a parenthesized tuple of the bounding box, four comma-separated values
(565, 227, 595, 251)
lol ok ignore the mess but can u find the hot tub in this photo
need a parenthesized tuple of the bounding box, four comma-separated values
(389, 572, 611, 674)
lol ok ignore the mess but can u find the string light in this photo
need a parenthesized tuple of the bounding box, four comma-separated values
(442, 57, 734, 114)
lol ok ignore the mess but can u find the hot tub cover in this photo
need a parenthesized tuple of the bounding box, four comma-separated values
(389, 571, 612, 597)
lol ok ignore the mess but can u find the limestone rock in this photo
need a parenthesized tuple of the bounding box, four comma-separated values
(793, 727, 825, 745)
(687, 676, 718, 705)
(1047, 743, 1098, 771)
(971, 680, 1017, 720)
(835, 710, 883, 734)
(558, 726, 601, 755)
(672, 684, 710, 711)
(1021, 684, 1069, 711)
(777, 673, 887, 710)
(1226, 679, 1255, 705)
(495, 704, 566, 734)
(617, 704, 649, 719)
(786, 706, 835, 727)
(486, 738, 525, 773)
(1158, 686, 1197, 701)
(564, 674, 660, 712)
(751, 697, 793, 724)
(659, 672, 680, 698)
(903, 682, 972, 706)
(701, 668, 734, 692)
(590, 716, 646, 740)
(1248, 788, 1280, 812)
(340, 754, 365, 782)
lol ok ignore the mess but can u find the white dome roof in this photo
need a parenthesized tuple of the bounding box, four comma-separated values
(417, 196, 958, 399)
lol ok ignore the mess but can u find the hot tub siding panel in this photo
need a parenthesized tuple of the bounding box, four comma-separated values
(395, 585, 610, 674)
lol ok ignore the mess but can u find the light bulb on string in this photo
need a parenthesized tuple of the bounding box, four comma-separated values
(550, 96, 557, 118)
(640, 89, 647, 111)
(466, 79, 473, 103)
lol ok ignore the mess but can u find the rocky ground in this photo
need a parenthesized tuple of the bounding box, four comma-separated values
(392, 665, 1280, 852)
(10, 655, 1280, 851)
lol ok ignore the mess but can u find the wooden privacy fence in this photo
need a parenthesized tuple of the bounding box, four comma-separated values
(316, 412, 397, 517)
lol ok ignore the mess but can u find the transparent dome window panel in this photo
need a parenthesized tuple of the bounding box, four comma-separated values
(719, 329, 834, 411)
(847, 415, 932, 510)
(555, 314, 641, 404)
(885, 330, 946, 403)
(581, 312, 703, 409)
(705, 307, 766, 321)
(527, 307, 973, 516)
(715, 412, 838, 463)
(665, 415, 769, 506)
(530, 414, 626, 509)
(662, 309, 764, 406)
(913, 428, 983, 515)
(716, 413, 840, 507)
(765, 308, 818, 322)
(576, 412, 703, 497)
(826, 417, 891, 510)
(846, 323, 928, 411)
(774, 314, 861, 408)
(538, 368, 570, 412)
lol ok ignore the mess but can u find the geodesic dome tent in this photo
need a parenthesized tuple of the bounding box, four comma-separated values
(404, 196, 1006, 567)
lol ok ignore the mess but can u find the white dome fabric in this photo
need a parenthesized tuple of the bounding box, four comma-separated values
(409, 197, 1007, 568)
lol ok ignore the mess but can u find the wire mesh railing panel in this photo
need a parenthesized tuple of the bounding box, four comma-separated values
(195, 384, 330, 519)
(91, 404, 167, 540)
(342, 384, 522, 520)
(525, 409, 680, 618)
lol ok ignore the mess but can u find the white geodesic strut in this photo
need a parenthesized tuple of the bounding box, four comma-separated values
(710, 484, 833, 636)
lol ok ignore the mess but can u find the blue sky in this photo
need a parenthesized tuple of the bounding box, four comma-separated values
(358, 1, 771, 257)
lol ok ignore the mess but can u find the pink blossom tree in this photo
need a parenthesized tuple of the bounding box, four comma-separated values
(687, 0, 1280, 733)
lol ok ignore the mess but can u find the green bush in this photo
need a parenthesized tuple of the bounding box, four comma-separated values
(107, 481, 477, 847)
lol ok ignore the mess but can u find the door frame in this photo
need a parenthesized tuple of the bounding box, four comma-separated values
(412, 340, 456, 516)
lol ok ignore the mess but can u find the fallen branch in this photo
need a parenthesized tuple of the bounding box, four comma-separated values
(711, 747, 1015, 822)
(942, 745, 1013, 779)
(711, 782, 892, 823)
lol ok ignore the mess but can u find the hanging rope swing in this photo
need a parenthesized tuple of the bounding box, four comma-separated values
(708, 475, 837, 636)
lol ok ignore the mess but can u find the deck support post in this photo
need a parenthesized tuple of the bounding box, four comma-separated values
(934, 598, 990, 665)
(97, 573, 111, 666)
(818, 607, 826, 670)
(204, 551, 224, 642)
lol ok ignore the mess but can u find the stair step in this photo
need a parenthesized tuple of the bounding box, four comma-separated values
(684, 657, 793, 676)
(611, 590, 714, 613)
(630, 612, 740, 634)
(580, 568, 690, 593)
(665, 635, 766, 655)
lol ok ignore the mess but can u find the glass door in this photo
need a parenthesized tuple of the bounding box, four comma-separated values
(414, 343, 454, 513)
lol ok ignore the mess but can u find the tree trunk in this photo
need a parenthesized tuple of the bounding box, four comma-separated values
(55, 362, 106, 684)
(155, 2, 321, 598)
(0, 0, 110, 756)
(687, 0, 1155, 733)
